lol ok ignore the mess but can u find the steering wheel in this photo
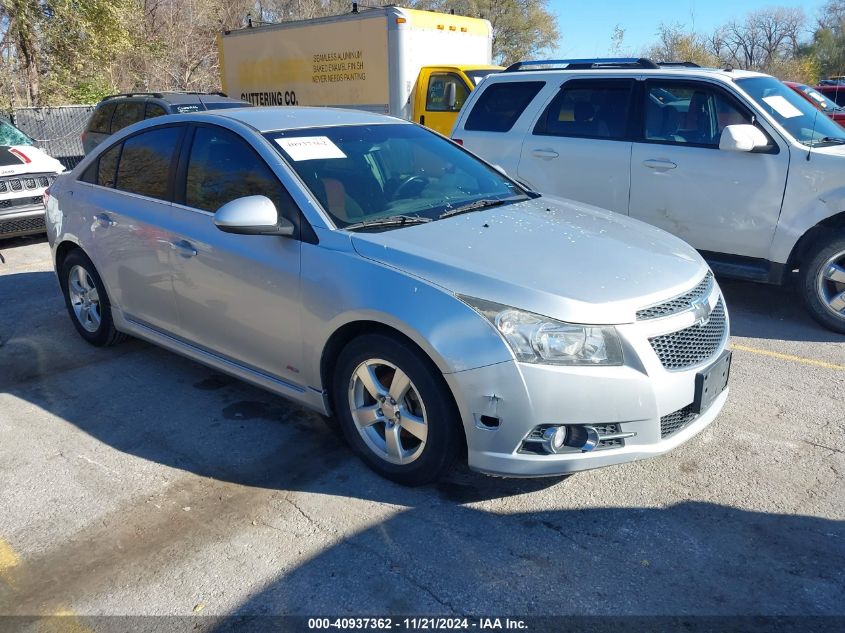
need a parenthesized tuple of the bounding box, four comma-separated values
(393, 175, 428, 199)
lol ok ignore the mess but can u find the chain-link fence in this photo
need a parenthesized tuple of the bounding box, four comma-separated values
(3, 105, 94, 170)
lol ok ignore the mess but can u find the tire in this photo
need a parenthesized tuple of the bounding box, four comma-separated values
(799, 230, 845, 334)
(59, 249, 127, 347)
(332, 333, 462, 486)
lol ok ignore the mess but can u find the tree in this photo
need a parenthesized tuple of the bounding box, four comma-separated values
(643, 23, 719, 67)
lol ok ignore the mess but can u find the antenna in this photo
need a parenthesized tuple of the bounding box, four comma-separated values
(807, 107, 819, 161)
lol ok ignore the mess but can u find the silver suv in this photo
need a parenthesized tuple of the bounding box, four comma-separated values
(46, 107, 730, 485)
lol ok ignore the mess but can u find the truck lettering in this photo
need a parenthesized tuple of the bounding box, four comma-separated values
(240, 91, 298, 106)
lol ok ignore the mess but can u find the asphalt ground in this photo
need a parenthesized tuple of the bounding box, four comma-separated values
(0, 234, 842, 625)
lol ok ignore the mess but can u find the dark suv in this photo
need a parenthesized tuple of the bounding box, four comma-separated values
(81, 92, 250, 154)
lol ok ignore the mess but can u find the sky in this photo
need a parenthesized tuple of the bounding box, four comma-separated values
(546, 0, 826, 59)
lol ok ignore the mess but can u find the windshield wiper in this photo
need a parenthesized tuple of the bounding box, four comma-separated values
(343, 214, 432, 231)
(809, 136, 845, 146)
(439, 196, 525, 219)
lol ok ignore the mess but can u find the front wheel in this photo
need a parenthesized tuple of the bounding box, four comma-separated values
(799, 230, 845, 334)
(332, 334, 462, 486)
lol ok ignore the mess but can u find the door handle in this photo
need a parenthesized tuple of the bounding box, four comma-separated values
(419, 115, 425, 126)
(642, 159, 677, 171)
(95, 212, 116, 228)
(531, 148, 559, 160)
(169, 239, 197, 258)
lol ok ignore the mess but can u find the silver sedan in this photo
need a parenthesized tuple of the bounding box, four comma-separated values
(45, 107, 731, 485)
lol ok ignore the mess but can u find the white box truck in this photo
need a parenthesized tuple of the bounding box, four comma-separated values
(218, 5, 502, 135)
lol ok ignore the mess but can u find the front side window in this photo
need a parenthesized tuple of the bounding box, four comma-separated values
(739, 76, 845, 146)
(425, 73, 470, 112)
(464, 81, 545, 132)
(110, 101, 145, 134)
(643, 82, 751, 147)
(266, 123, 526, 228)
(535, 80, 633, 140)
(115, 126, 182, 199)
(185, 126, 291, 215)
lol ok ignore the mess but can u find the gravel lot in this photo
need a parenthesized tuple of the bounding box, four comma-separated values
(0, 235, 843, 620)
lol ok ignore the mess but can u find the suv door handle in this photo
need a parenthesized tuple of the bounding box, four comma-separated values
(169, 239, 197, 258)
(531, 148, 559, 160)
(95, 213, 116, 228)
(643, 159, 677, 171)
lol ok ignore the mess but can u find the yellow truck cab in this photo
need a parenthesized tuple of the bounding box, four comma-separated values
(413, 65, 502, 134)
(218, 6, 502, 136)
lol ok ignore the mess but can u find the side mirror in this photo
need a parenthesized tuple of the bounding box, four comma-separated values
(719, 124, 769, 153)
(445, 82, 457, 110)
(214, 195, 294, 236)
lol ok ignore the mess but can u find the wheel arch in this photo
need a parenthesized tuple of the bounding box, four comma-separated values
(787, 210, 845, 270)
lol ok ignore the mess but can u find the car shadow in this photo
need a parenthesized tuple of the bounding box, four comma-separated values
(717, 275, 845, 343)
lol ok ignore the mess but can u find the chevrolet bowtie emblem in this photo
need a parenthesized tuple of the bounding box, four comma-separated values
(690, 295, 712, 326)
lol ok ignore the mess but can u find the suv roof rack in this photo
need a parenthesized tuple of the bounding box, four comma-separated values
(504, 58, 661, 72)
(657, 61, 701, 68)
(101, 91, 228, 101)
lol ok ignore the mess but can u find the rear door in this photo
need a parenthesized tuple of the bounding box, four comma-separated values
(628, 79, 789, 259)
(516, 78, 636, 214)
(168, 124, 304, 386)
(80, 124, 185, 332)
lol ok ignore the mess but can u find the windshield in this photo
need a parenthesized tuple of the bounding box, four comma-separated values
(0, 121, 33, 146)
(797, 84, 841, 113)
(266, 123, 526, 229)
(737, 77, 845, 146)
(466, 69, 502, 86)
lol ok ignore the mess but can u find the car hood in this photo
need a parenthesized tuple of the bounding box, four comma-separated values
(351, 196, 708, 325)
(0, 145, 65, 177)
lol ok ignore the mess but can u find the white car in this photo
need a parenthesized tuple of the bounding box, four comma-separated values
(452, 58, 845, 333)
(0, 120, 65, 239)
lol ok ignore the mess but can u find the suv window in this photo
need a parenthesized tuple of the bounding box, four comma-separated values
(184, 126, 291, 215)
(145, 102, 167, 119)
(426, 73, 470, 112)
(110, 101, 145, 134)
(643, 82, 751, 147)
(464, 81, 545, 132)
(115, 126, 183, 200)
(534, 79, 634, 140)
(88, 103, 115, 134)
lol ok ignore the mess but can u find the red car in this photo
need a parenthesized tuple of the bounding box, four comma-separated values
(785, 81, 845, 124)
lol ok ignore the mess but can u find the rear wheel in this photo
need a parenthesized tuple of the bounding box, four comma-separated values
(799, 230, 845, 334)
(59, 249, 126, 346)
(332, 334, 461, 486)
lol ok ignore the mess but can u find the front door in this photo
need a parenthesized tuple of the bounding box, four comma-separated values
(628, 79, 790, 258)
(516, 78, 635, 215)
(168, 125, 304, 385)
(414, 70, 471, 135)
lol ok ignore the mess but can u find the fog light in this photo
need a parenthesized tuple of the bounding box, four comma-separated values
(541, 426, 568, 454)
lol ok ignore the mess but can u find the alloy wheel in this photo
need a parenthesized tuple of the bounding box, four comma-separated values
(67, 264, 101, 333)
(816, 249, 845, 319)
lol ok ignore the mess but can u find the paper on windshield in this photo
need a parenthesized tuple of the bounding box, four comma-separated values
(275, 136, 346, 161)
(762, 96, 803, 119)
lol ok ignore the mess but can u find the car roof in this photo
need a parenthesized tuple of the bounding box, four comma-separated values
(485, 66, 768, 83)
(100, 92, 246, 105)
(197, 106, 409, 132)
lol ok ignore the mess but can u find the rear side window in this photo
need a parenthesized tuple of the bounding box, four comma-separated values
(110, 102, 145, 133)
(534, 80, 634, 140)
(184, 126, 292, 215)
(464, 81, 545, 132)
(88, 104, 115, 134)
(115, 126, 183, 200)
(97, 144, 121, 188)
(145, 103, 167, 119)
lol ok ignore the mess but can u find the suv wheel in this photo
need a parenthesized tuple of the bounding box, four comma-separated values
(332, 334, 462, 486)
(59, 249, 127, 346)
(800, 230, 845, 334)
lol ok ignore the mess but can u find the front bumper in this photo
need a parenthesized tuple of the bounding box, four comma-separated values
(444, 290, 730, 477)
(0, 202, 47, 239)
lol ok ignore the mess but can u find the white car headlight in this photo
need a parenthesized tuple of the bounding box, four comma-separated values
(459, 296, 623, 366)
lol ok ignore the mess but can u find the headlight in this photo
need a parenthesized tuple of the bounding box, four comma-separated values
(459, 296, 623, 366)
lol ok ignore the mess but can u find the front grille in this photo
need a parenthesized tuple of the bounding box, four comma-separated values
(637, 272, 714, 320)
(0, 215, 45, 235)
(0, 196, 42, 210)
(649, 299, 727, 370)
(9, 179, 22, 191)
(0, 174, 55, 195)
(661, 404, 698, 438)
